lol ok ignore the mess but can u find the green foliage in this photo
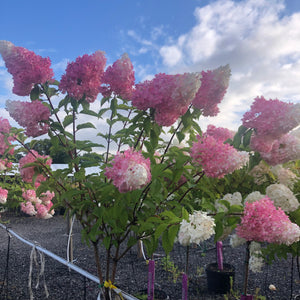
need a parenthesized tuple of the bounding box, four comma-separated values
(160, 255, 182, 283)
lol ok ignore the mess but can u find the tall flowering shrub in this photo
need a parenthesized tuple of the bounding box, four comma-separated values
(1, 39, 300, 299)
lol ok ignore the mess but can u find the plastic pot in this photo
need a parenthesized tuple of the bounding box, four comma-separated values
(205, 263, 235, 294)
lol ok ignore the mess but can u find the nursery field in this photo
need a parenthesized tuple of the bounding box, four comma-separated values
(0, 212, 299, 300)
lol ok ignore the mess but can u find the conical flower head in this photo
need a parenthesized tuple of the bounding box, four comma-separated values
(0, 40, 54, 96)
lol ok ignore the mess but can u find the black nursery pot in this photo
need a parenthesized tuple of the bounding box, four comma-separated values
(205, 263, 235, 294)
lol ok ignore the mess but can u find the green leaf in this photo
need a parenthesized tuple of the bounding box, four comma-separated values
(30, 85, 41, 100)
(150, 129, 158, 148)
(103, 236, 111, 249)
(162, 229, 174, 254)
(101, 96, 110, 106)
(242, 129, 253, 148)
(80, 109, 99, 117)
(110, 98, 117, 117)
(176, 131, 185, 143)
(63, 115, 74, 128)
(182, 207, 189, 220)
(154, 223, 169, 240)
(76, 122, 96, 131)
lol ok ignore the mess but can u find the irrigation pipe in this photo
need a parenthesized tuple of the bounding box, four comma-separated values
(0, 223, 139, 300)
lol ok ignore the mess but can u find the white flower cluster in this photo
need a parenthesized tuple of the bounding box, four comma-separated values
(125, 164, 149, 190)
(244, 191, 265, 204)
(229, 233, 246, 248)
(177, 211, 215, 246)
(266, 183, 299, 212)
(216, 192, 242, 212)
(249, 251, 264, 273)
(249, 242, 264, 273)
(270, 165, 298, 189)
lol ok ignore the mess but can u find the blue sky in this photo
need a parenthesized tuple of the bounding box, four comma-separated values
(1, 0, 300, 132)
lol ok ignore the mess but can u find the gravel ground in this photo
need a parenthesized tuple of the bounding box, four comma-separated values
(0, 212, 299, 300)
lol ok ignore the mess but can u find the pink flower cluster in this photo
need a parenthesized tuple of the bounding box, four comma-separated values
(19, 150, 52, 188)
(0, 158, 13, 171)
(0, 40, 54, 96)
(205, 124, 235, 143)
(0, 187, 8, 204)
(6, 100, 50, 137)
(190, 134, 249, 178)
(105, 148, 151, 193)
(21, 189, 55, 219)
(259, 133, 300, 165)
(100, 53, 135, 100)
(236, 197, 300, 245)
(192, 65, 231, 116)
(131, 73, 201, 126)
(59, 51, 106, 103)
(242, 97, 300, 156)
(0, 117, 14, 155)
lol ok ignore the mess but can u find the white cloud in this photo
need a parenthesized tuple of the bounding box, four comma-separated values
(156, 0, 300, 130)
(159, 46, 182, 67)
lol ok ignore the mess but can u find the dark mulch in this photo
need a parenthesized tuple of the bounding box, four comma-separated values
(0, 211, 299, 300)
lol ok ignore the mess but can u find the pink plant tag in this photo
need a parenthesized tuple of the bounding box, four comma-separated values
(182, 273, 188, 300)
(241, 295, 253, 300)
(147, 260, 155, 300)
(217, 241, 223, 270)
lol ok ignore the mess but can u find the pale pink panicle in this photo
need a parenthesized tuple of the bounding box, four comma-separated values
(242, 97, 300, 153)
(0, 158, 13, 171)
(19, 150, 52, 188)
(270, 165, 298, 189)
(21, 202, 37, 216)
(131, 72, 201, 126)
(242, 96, 298, 137)
(100, 53, 135, 99)
(6, 100, 50, 137)
(177, 211, 215, 246)
(236, 197, 300, 245)
(21, 189, 54, 218)
(205, 124, 235, 143)
(105, 148, 151, 193)
(259, 133, 300, 165)
(190, 134, 249, 178)
(22, 189, 40, 203)
(249, 134, 276, 153)
(0, 187, 8, 204)
(35, 202, 53, 219)
(0, 117, 14, 155)
(59, 51, 106, 103)
(39, 190, 55, 205)
(0, 40, 54, 96)
(192, 64, 231, 116)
